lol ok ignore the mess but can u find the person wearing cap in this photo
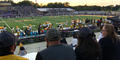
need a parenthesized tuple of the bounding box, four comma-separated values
(0, 31, 28, 60)
(36, 28, 76, 60)
(75, 27, 102, 60)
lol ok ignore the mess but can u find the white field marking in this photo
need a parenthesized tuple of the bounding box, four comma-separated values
(23, 25, 36, 28)
(0, 18, 12, 31)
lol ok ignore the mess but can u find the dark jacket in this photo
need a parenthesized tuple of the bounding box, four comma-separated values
(60, 38, 67, 44)
(36, 44, 76, 60)
(99, 37, 120, 60)
(75, 46, 102, 60)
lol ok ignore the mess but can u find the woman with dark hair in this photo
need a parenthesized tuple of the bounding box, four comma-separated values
(99, 24, 120, 60)
(75, 27, 101, 60)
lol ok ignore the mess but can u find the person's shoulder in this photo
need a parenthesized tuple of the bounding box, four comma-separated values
(38, 47, 49, 55)
(39, 44, 73, 53)
(61, 44, 73, 49)
(100, 37, 108, 40)
(11, 55, 28, 60)
(99, 37, 111, 42)
(99, 37, 107, 44)
(99, 37, 114, 46)
(62, 44, 72, 47)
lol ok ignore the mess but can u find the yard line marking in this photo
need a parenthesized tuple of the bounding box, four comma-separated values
(0, 18, 12, 31)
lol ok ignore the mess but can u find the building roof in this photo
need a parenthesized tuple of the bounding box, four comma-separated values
(0, 1, 11, 6)
(37, 8, 75, 12)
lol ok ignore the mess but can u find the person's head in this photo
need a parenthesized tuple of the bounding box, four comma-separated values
(20, 47, 25, 50)
(101, 24, 117, 38)
(0, 31, 17, 54)
(77, 27, 96, 46)
(45, 28, 61, 47)
(77, 27, 100, 56)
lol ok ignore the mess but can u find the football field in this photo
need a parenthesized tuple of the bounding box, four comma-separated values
(0, 15, 107, 31)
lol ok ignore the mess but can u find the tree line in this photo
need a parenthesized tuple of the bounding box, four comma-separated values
(11, 1, 120, 11)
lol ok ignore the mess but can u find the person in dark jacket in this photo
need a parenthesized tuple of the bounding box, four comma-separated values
(36, 28, 76, 60)
(75, 27, 102, 60)
(99, 24, 120, 60)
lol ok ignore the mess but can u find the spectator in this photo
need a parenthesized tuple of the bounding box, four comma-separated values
(99, 24, 120, 60)
(18, 47, 27, 56)
(38, 24, 42, 34)
(36, 28, 76, 60)
(75, 27, 101, 60)
(0, 31, 28, 60)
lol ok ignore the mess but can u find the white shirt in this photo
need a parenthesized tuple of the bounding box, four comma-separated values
(97, 33, 103, 42)
(72, 38, 78, 46)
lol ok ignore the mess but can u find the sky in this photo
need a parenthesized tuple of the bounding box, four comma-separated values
(8, 0, 120, 6)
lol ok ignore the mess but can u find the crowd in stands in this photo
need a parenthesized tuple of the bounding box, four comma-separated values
(0, 23, 120, 60)
(14, 6, 41, 17)
(0, 6, 42, 18)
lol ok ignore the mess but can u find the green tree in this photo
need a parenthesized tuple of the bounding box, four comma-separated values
(17, 1, 34, 6)
(64, 2, 70, 7)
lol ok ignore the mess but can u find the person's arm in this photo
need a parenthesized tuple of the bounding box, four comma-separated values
(36, 52, 43, 60)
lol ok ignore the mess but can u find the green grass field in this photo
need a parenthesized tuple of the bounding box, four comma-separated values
(0, 15, 107, 32)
